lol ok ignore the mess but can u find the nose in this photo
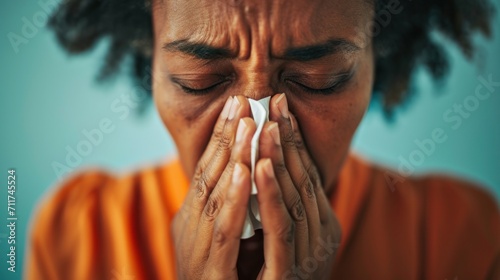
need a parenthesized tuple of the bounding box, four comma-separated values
(239, 71, 280, 100)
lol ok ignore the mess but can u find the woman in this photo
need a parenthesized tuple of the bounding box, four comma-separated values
(26, 0, 499, 279)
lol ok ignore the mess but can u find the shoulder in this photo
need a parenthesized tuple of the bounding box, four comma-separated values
(37, 158, 188, 218)
(31, 169, 114, 239)
(358, 153, 500, 232)
(415, 175, 500, 278)
(25, 159, 189, 278)
(417, 174, 499, 222)
(350, 154, 500, 277)
(349, 153, 499, 215)
(25, 168, 116, 278)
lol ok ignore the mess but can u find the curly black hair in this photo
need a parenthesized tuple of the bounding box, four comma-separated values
(48, 0, 495, 115)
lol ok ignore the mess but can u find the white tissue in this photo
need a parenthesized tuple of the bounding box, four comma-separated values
(241, 96, 270, 239)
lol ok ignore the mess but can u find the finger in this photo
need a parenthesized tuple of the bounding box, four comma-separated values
(207, 117, 256, 212)
(289, 113, 332, 227)
(172, 96, 236, 253)
(182, 96, 250, 220)
(255, 158, 295, 278)
(176, 96, 250, 267)
(192, 116, 255, 264)
(259, 121, 308, 262)
(288, 113, 323, 190)
(269, 93, 321, 243)
(287, 107, 339, 251)
(269, 94, 315, 200)
(205, 163, 252, 277)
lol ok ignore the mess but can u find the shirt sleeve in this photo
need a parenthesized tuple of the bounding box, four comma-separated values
(25, 170, 112, 280)
(422, 175, 500, 279)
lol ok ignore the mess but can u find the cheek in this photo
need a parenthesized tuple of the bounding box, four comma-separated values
(289, 56, 373, 185)
(292, 98, 366, 185)
(153, 68, 221, 178)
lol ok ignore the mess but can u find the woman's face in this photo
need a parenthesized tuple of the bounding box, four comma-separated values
(152, 0, 374, 190)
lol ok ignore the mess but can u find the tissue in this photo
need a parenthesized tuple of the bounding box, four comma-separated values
(241, 96, 270, 239)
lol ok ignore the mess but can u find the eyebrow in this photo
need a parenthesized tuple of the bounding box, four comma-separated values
(163, 39, 233, 60)
(281, 39, 360, 61)
(162, 38, 360, 61)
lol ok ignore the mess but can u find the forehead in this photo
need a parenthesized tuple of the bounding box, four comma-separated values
(153, 0, 373, 56)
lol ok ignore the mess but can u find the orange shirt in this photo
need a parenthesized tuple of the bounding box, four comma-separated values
(25, 154, 500, 279)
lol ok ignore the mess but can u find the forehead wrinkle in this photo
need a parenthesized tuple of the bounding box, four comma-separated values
(182, 1, 253, 60)
(161, 0, 372, 62)
(239, 0, 318, 63)
(162, 0, 232, 47)
(244, 1, 273, 66)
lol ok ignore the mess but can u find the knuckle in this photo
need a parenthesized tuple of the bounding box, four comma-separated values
(200, 169, 214, 191)
(213, 142, 232, 160)
(195, 172, 211, 200)
(203, 195, 221, 221)
(211, 126, 224, 143)
(281, 126, 296, 148)
(212, 222, 231, 246)
(274, 160, 288, 175)
(192, 165, 208, 198)
(217, 131, 234, 151)
(298, 172, 315, 199)
(289, 196, 305, 222)
(308, 166, 322, 190)
(193, 164, 217, 204)
(294, 134, 305, 150)
(304, 161, 314, 175)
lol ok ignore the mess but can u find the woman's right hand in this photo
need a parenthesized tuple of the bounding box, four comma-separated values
(171, 96, 257, 279)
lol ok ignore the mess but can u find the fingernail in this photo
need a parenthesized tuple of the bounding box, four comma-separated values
(232, 163, 244, 185)
(220, 96, 233, 120)
(290, 113, 296, 131)
(263, 158, 275, 179)
(228, 96, 241, 120)
(235, 118, 248, 143)
(267, 122, 280, 145)
(275, 93, 289, 119)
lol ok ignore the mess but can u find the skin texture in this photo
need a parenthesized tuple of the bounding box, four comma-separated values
(151, 0, 374, 278)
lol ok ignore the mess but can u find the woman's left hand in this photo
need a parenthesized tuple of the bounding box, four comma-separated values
(254, 93, 342, 280)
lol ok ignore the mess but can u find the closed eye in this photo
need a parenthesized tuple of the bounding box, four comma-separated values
(171, 75, 232, 95)
(177, 80, 229, 95)
(285, 71, 353, 95)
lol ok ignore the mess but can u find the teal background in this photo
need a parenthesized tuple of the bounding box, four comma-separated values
(0, 1, 499, 279)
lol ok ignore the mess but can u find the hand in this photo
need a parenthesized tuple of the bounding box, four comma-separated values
(171, 95, 258, 279)
(254, 93, 342, 279)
